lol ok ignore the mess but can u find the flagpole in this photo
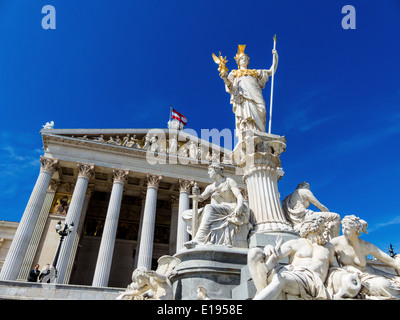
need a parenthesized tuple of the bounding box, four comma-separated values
(268, 35, 277, 134)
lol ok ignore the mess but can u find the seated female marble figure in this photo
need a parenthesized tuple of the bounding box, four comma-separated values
(183, 163, 250, 248)
(330, 215, 400, 299)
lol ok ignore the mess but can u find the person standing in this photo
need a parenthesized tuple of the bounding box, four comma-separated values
(39, 263, 51, 283)
(27, 264, 40, 282)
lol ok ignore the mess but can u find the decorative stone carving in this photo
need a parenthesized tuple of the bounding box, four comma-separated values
(282, 181, 341, 241)
(77, 162, 95, 179)
(248, 216, 336, 300)
(168, 137, 178, 154)
(183, 163, 251, 248)
(146, 174, 162, 189)
(92, 135, 105, 142)
(123, 135, 141, 149)
(189, 141, 197, 159)
(42, 121, 54, 129)
(142, 134, 151, 150)
(59, 182, 74, 193)
(39, 156, 59, 175)
(197, 145, 205, 161)
(116, 255, 181, 300)
(47, 179, 60, 192)
(329, 215, 400, 299)
(178, 179, 193, 193)
(196, 286, 210, 300)
(248, 214, 400, 300)
(112, 168, 129, 184)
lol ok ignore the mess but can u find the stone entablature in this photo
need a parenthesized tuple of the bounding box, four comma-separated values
(41, 128, 235, 166)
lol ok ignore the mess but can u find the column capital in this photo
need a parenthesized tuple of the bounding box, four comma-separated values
(146, 174, 162, 189)
(178, 179, 193, 193)
(169, 194, 179, 209)
(112, 168, 130, 184)
(77, 162, 95, 180)
(40, 156, 59, 175)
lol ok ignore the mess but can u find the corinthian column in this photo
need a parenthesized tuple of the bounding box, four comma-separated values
(92, 168, 129, 287)
(0, 156, 59, 281)
(55, 162, 94, 284)
(136, 174, 162, 270)
(176, 179, 192, 252)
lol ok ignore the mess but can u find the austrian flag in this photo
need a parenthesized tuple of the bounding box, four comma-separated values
(171, 109, 187, 126)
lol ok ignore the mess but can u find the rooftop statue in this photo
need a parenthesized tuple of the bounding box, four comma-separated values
(213, 44, 278, 140)
(42, 121, 54, 129)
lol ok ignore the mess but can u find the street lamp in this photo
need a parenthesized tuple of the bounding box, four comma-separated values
(50, 220, 74, 281)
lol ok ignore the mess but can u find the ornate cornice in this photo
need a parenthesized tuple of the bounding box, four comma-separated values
(41, 133, 239, 172)
(112, 168, 130, 184)
(178, 178, 193, 193)
(40, 156, 59, 175)
(146, 174, 162, 189)
(77, 162, 95, 180)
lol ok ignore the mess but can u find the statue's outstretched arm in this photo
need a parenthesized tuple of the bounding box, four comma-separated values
(305, 190, 329, 212)
(366, 240, 400, 274)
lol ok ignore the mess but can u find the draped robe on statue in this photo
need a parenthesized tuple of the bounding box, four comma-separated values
(226, 69, 270, 138)
(182, 178, 249, 248)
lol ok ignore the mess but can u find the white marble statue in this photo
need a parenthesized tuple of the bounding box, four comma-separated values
(142, 133, 151, 150)
(92, 134, 105, 142)
(248, 217, 335, 300)
(168, 137, 178, 154)
(116, 256, 180, 300)
(189, 140, 197, 159)
(216, 45, 278, 140)
(125, 135, 141, 148)
(196, 286, 211, 300)
(149, 135, 160, 152)
(282, 182, 341, 240)
(330, 215, 400, 299)
(42, 121, 54, 129)
(183, 163, 250, 248)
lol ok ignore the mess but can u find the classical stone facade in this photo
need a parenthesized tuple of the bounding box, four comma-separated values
(0, 127, 243, 289)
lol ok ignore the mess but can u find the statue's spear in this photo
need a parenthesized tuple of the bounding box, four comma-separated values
(268, 34, 277, 134)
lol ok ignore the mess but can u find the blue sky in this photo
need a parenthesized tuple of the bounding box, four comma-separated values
(0, 0, 399, 254)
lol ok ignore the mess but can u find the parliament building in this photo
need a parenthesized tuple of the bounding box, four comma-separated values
(0, 125, 245, 289)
